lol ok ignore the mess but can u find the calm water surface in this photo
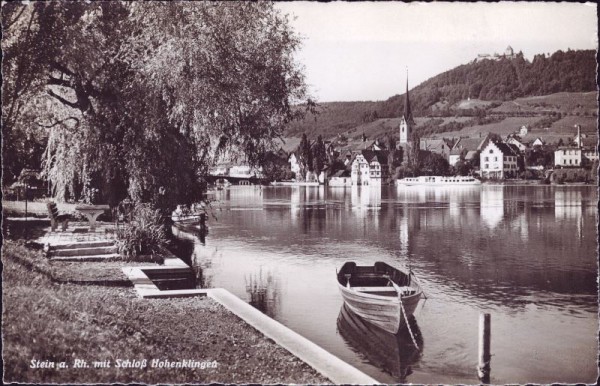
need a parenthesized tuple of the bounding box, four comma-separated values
(174, 185, 598, 384)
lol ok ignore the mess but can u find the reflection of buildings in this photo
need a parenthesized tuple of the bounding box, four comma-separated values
(511, 212, 529, 241)
(555, 189, 583, 239)
(350, 186, 382, 230)
(217, 185, 264, 206)
(350, 186, 382, 210)
(554, 190, 582, 220)
(480, 188, 504, 229)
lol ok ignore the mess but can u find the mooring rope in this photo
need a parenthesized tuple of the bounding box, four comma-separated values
(396, 283, 420, 351)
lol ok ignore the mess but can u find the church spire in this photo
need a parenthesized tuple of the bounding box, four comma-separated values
(398, 67, 414, 145)
(403, 67, 414, 124)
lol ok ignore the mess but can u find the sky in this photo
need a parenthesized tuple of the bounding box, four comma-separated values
(275, 2, 598, 102)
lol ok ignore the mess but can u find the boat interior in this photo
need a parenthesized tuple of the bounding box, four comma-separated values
(338, 262, 416, 296)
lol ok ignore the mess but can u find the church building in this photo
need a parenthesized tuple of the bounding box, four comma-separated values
(398, 74, 414, 146)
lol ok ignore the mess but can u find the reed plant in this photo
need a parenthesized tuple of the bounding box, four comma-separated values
(115, 203, 167, 262)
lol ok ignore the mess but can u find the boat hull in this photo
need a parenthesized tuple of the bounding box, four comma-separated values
(338, 283, 421, 334)
(396, 176, 481, 186)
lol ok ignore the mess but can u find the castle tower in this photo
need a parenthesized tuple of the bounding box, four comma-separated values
(399, 70, 414, 145)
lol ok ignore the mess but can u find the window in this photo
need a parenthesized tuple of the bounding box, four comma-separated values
(485, 157, 489, 162)
(485, 164, 489, 169)
(489, 149, 493, 154)
(494, 157, 498, 162)
(569, 159, 572, 164)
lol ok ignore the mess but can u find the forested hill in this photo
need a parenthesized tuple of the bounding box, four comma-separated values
(285, 49, 597, 138)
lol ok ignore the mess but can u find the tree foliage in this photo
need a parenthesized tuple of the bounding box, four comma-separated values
(297, 133, 312, 177)
(312, 135, 327, 174)
(2, 2, 311, 211)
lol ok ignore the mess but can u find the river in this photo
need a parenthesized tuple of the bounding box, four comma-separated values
(173, 184, 598, 384)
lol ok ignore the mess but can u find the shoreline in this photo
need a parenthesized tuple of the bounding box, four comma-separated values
(1, 240, 331, 384)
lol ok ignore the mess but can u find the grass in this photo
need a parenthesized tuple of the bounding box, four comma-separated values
(2, 241, 329, 384)
(3, 239, 156, 285)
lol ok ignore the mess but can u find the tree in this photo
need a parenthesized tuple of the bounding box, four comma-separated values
(406, 130, 422, 173)
(260, 151, 292, 181)
(422, 152, 450, 176)
(385, 133, 396, 151)
(3, 2, 312, 213)
(454, 159, 474, 176)
(312, 135, 327, 175)
(297, 133, 312, 177)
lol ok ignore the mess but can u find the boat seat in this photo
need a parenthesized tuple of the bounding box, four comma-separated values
(353, 286, 416, 296)
(353, 286, 398, 293)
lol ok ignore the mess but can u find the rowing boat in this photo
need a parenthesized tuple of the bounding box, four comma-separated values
(336, 261, 423, 334)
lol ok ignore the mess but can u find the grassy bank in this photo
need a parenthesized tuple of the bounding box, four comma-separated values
(2, 241, 329, 384)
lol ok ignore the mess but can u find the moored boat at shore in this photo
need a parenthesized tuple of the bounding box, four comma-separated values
(336, 261, 423, 334)
(396, 175, 481, 186)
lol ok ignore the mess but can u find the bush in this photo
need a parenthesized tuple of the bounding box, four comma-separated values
(115, 203, 168, 261)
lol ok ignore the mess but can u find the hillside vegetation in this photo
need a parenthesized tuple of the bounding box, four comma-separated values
(284, 49, 597, 143)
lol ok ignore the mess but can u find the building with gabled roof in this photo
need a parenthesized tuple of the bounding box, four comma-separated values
(351, 150, 390, 186)
(506, 135, 528, 152)
(480, 140, 520, 179)
(448, 135, 491, 166)
(420, 138, 453, 160)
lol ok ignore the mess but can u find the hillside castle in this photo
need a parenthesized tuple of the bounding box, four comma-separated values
(476, 46, 517, 62)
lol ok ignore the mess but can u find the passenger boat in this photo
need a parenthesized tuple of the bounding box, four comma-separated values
(396, 175, 481, 186)
(336, 261, 423, 334)
(337, 303, 422, 382)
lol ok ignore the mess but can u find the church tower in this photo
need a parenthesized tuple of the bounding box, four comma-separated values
(399, 71, 414, 145)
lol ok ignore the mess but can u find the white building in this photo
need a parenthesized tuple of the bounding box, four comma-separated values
(351, 150, 389, 186)
(288, 153, 301, 178)
(329, 170, 352, 186)
(554, 147, 582, 167)
(229, 165, 263, 178)
(583, 147, 598, 163)
(480, 141, 519, 179)
(531, 138, 545, 147)
(519, 126, 528, 136)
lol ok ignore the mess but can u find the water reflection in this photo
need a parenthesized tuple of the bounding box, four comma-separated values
(555, 189, 583, 220)
(480, 187, 504, 229)
(245, 268, 280, 318)
(351, 186, 382, 211)
(173, 185, 597, 384)
(337, 303, 423, 383)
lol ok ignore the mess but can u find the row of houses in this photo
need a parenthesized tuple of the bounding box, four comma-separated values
(290, 127, 598, 184)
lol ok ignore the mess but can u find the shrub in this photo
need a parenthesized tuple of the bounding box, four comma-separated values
(115, 203, 167, 261)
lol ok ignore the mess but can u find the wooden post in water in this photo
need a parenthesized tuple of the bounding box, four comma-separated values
(477, 313, 491, 383)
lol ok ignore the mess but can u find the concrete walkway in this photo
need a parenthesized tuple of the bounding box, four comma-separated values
(122, 260, 379, 384)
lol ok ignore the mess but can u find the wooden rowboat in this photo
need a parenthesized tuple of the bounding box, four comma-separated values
(336, 261, 423, 334)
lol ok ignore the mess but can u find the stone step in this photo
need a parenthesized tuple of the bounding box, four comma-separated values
(51, 253, 121, 262)
(50, 246, 118, 257)
(50, 240, 115, 250)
